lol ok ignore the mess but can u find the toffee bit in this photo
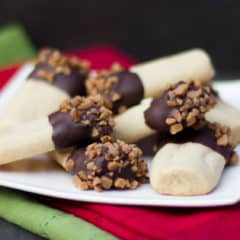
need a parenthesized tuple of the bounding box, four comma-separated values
(73, 136, 148, 191)
(59, 95, 115, 139)
(205, 122, 232, 147)
(166, 80, 217, 134)
(85, 62, 124, 112)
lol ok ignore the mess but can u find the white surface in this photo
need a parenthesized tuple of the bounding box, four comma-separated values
(0, 65, 240, 207)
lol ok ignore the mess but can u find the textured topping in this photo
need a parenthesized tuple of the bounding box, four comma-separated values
(32, 48, 90, 83)
(86, 63, 144, 114)
(59, 95, 115, 139)
(86, 63, 123, 109)
(145, 81, 217, 135)
(72, 136, 148, 191)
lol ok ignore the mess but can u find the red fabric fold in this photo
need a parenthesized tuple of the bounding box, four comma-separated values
(1, 45, 239, 240)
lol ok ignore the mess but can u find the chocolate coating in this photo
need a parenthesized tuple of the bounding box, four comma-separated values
(68, 146, 139, 180)
(144, 92, 170, 135)
(68, 147, 86, 175)
(144, 81, 216, 135)
(49, 112, 93, 149)
(109, 71, 144, 113)
(68, 137, 148, 191)
(156, 127, 234, 163)
(29, 62, 87, 96)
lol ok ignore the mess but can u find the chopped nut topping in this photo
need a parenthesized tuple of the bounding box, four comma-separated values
(166, 81, 217, 135)
(59, 95, 115, 139)
(32, 48, 90, 83)
(170, 123, 183, 135)
(86, 63, 127, 113)
(73, 136, 148, 191)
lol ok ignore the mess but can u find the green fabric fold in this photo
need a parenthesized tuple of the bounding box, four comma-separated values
(0, 24, 36, 67)
(0, 188, 117, 240)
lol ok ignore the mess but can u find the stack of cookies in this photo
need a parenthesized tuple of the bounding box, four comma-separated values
(0, 48, 239, 195)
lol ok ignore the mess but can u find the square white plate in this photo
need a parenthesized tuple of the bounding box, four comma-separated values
(0, 64, 239, 207)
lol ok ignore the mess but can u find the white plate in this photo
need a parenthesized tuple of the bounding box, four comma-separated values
(0, 65, 240, 207)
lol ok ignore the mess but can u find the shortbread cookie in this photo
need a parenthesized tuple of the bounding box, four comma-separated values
(150, 123, 238, 195)
(150, 142, 226, 195)
(0, 48, 90, 130)
(113, 81, 216, 142)
(113, 102, 154, 142)
(53, 136, 148, 191)
(86, 49, 214, 114)
(0, 96, 114, 164)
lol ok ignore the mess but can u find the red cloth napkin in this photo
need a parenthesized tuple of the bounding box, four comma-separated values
(1, 45, 240, 240)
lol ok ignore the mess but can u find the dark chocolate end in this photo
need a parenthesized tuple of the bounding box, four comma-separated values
(144, 81, 217, 135)
(28, 48, 90, 96)
(49, 96, 115, 149)
(86, 63, 144, 114)
(69, 136, 148, 191)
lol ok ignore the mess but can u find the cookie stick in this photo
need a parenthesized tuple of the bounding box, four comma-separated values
(52, 136, 148, 191)
(150, 125, 238, 196)
(86, 49, 214, 114)
(0, 96, 114, 165)
(114, 81, 216, 142)
(150, 143, 226, 195)
(0, 49, 90, 130)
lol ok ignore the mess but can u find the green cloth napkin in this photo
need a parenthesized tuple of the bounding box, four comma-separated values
(0, 188, 116, 240)
(0, 24, 36, 67)
(0, 24, 116, 240)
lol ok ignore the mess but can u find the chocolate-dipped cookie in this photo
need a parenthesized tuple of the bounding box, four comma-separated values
(150, 122, 238, 196)
(86, 63, 144, 114)
(66, 136, 149, 191)
(0, 48, 90, 131)
(0, 95, 114, 165)
(145, 81, 217, 135)
(29, 48, 89, 96)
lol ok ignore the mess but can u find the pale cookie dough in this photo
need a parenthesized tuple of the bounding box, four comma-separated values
(0, 48, 89, 132)
(150, 143, 225, 195)
(113, 102, 154, 143)
(206, 100, 240, 145)
(0, 118, 54, 165)
(0, 80, 69, 131)
(130, 49, 215, 98)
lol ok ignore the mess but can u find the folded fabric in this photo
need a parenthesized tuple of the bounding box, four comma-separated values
(0, 24, 36, 68)
(1, 45, 240, 240)
(0, 188, 116, 240)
